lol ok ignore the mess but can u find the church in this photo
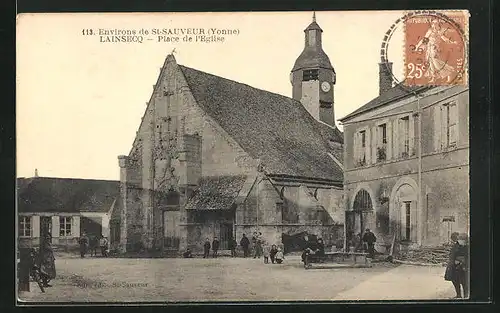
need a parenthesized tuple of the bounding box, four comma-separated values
(114, 14, 346, 254)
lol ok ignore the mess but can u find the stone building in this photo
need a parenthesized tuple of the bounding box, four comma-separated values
(115, 15, 346, 254)
(339, 64, 469, 252)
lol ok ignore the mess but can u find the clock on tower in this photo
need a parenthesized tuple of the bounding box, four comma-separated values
(290, 12, 336, 128)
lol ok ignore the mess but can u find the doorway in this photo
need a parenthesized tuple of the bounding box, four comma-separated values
(219, 223, 233, 250)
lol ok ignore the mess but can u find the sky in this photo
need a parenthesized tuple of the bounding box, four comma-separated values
(16, 11, 406, 180)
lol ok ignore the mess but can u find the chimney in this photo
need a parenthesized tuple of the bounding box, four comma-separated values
(34, 168, 39, 177)
(379, 62, 394, 95)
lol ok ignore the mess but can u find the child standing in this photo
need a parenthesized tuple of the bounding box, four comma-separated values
(275, 247, 284, 264)
(263, 243, 270, 264)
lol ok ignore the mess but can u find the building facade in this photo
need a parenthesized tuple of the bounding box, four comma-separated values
(117, 15, 346, 254)
(17, 176, 120, 249)
(340, 72, 469, 252)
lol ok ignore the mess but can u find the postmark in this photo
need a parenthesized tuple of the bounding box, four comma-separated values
(380, 10, 469, 90)
(403, 11, 468, 86)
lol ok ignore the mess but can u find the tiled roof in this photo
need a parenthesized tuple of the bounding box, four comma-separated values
(17, 177, 120, 213)
(184, 175, 248, 210)
(339, 84, 432, 122)
(179, 65, 343, 182)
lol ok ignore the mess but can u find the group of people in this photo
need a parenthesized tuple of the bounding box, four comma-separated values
(349, 228, 377, 258)
(300, 235, 326, 263)
(183, 232, 284, 264)
(78, 232, 109, 258)
(201, 237, 221, 258)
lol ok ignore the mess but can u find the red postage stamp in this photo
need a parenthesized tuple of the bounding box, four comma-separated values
(403, 10, 468, 86)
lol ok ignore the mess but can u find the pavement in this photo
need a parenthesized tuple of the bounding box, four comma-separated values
(18, 255, 457, 302)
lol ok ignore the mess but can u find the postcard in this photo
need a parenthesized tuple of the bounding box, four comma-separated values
(16, 10, 470, 303)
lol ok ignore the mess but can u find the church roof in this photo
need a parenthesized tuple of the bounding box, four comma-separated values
(179, 65, 343, 182)
(339, 84, 432, 122)
(184, 175, 248, 210)
(17, 177, 120, 213)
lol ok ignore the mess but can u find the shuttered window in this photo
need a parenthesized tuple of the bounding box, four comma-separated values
(446, 102, 458, 146)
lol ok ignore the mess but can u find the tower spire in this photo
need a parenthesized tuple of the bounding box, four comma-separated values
(312, 11, 316, 22)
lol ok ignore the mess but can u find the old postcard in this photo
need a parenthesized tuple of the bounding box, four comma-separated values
(16, 10, 470, 303)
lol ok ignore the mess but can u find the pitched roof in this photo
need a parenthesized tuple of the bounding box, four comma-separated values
(339, 84, 432, 122)
(17, 177, 120, 213)
(185, 175, 248, 210)
(179, 65, 343, 182)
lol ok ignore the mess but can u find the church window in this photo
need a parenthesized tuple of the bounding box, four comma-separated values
(59, 216, 72, 237)
(19, 216, 32, 237)
(303, 69, 319, 81)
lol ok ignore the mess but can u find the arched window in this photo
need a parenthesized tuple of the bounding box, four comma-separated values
(353, 189, 373, 212)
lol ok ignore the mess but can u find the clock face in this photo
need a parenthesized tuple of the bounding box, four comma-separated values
(321, 81, 331, 92)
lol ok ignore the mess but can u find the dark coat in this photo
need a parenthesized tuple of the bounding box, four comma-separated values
(212, 240, 220, 251)
(240, 236, 250, 248)
(445, 242, 468, 281)
(203, 241, 211, 251)
(362, 232, 377, 244)
(39, 238, 56, 279)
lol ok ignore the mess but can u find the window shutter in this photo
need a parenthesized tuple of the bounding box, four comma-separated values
(393, 119, 399, 158)
(365, 128, 371, 164)
(386, 122, 392, 160)
(450, 103, 459, 145)
(72, 216, 80, 237)
(372, 127, 378, 163)
(433, 105, 441, 151)
(409, 114, 415, 156)
(353, 131, 359, 163)
(52, 216, 60, 238)
(441, 105, 447, 147)
(32, 216, 40, 238)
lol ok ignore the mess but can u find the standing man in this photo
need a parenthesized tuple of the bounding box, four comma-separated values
(228, 237, 237, 257)
(78, 232, 89, 258)
(212, 237, 220, 258)
(362, 228, 377, 258)
(203, 238, 211, 258)
(99, 235, 109, 257)
(445, 232, 469, 298)
(240, 233, 250, 257)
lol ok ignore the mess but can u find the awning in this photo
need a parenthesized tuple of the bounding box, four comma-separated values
(184, 175, 248, 210)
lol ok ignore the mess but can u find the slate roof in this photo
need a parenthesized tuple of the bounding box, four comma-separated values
(17, 177, 120, 213)
(179, 65, 343, 182)
(339, 84, 432, 122)
(184, 175, 248, 210)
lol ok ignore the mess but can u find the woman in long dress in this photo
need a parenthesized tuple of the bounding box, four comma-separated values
(38, 232, 56, 287)
(415, 19, 458, 83)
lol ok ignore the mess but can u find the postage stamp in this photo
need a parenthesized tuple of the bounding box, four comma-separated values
(403, 10, 469, 86)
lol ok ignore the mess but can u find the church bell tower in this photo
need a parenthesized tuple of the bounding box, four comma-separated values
(291, 12, 336, 127)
